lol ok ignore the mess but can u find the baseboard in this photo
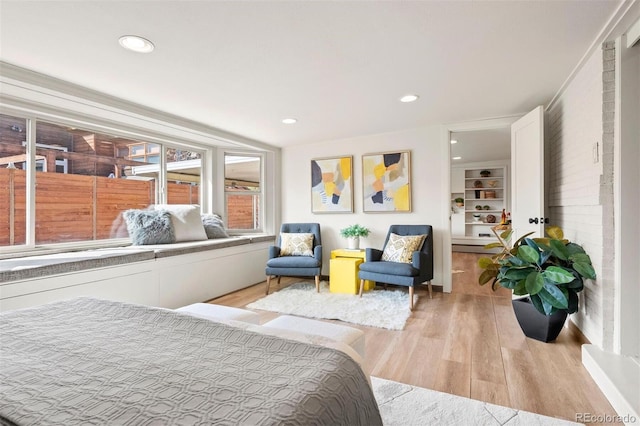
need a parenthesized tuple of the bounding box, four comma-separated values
(582, 345, 639, 424)
(567, 318, 591, 344)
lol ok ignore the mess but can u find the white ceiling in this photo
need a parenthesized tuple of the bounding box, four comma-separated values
(0, 1, 621, 148)
(451, 128, 511, 164)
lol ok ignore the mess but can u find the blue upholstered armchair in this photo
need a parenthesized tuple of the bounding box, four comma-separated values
(358, 224, 433, 310)
(265, 223, 323, 295)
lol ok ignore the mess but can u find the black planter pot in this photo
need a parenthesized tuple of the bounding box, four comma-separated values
(512, 297, 568, 342)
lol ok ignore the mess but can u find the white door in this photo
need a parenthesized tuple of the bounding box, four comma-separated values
(511, 106, 545, 240)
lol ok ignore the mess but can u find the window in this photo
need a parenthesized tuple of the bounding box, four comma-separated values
(127, 146, 203, 205)
(0, 114, 27, 247)
(0, 115, 210, 249)
(19, 143, 68, 173)
(225, 154, 262, 231)
(166, 147, 201, 205)
(32, 121, 157, 244)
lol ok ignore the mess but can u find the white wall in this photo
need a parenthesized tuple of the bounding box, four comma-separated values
(281, 126, 447, 288)
(547, 46, 608, 348)
(580, 14, 640, 423)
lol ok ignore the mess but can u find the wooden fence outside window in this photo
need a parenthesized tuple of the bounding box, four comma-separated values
(0, 169, 199, 246)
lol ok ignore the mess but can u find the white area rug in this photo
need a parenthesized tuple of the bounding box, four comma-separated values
(372, 377, 580, 426)
(247, 281, 415, 330)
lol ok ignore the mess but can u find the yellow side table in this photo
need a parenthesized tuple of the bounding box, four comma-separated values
(329, 249, 375, 294)
(329, 257, 363, 294)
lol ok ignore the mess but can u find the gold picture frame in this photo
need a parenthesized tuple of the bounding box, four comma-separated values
(362, 150, 411, 212)
(311, 156, 354, 213)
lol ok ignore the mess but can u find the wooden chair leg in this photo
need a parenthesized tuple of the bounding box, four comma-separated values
(315, 275, 320, 293)
(428, 281, 433, 299)
(384, 283, 388, 290)
(359, 279, 365, 297)
(266, 276, 272, 295)
(409, 286, 414, 310)
(277, 276, 282, 284)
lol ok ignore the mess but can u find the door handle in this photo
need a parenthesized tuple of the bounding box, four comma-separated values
(528, 217, 550, 224)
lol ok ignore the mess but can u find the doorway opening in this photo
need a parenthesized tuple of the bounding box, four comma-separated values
(441, 115, 520, 294)
(450, 127, 511, 253)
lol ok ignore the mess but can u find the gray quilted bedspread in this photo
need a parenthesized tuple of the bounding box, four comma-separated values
(0, 298, 382, 426)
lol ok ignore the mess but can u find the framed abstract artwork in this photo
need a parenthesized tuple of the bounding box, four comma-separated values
(362, 151, 411, 212)
(311, 156, 353, 213)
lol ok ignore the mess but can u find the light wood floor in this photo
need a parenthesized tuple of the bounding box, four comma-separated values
(210, 252, 619, 423)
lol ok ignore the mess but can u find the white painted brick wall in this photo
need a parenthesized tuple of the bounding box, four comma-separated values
(547, 43, 615, 349)
(599, 41, 616, 351)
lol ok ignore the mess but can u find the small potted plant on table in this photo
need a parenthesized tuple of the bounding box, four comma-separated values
(340, 224, 370, 250)
(478, 226, 596, 342)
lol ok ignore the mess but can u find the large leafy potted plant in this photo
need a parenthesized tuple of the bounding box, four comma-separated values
(478, 226, 596, 342)
(340, 224, 370, 250)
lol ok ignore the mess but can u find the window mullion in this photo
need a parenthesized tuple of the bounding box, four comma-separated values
(158, 144, 167, 204)
(25, 118, 36, 246)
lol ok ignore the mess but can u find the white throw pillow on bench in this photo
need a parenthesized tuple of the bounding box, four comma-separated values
(153, 204, 207, 242)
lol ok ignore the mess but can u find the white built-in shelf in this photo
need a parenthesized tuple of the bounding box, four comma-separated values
(464, 177, 504, 181)
(451, 164, 509, 245)
(462, 166, 508, 241)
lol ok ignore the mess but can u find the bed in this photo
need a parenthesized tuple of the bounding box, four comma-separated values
(0, 298, 382, 425)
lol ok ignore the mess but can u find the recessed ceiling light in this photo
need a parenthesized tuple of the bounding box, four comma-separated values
(282, 118, 297, 124)
(450, 140, 458, 144)
(452, 156, 462, 160)
(119, 35, 155, 53)
(400, 94, 419, 103)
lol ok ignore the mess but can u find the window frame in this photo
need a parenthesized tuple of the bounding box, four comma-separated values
(223, 151, 264, 233)
(0, 110, 212, 254)
(19, 142, 68, 173)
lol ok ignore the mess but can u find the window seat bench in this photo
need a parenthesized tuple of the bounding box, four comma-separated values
(0, 235, 275, 312)
(138, 235, 274, 258)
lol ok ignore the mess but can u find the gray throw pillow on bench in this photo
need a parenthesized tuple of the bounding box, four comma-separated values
(201, 213, 230, 239)
(123, 209, 176, 245)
